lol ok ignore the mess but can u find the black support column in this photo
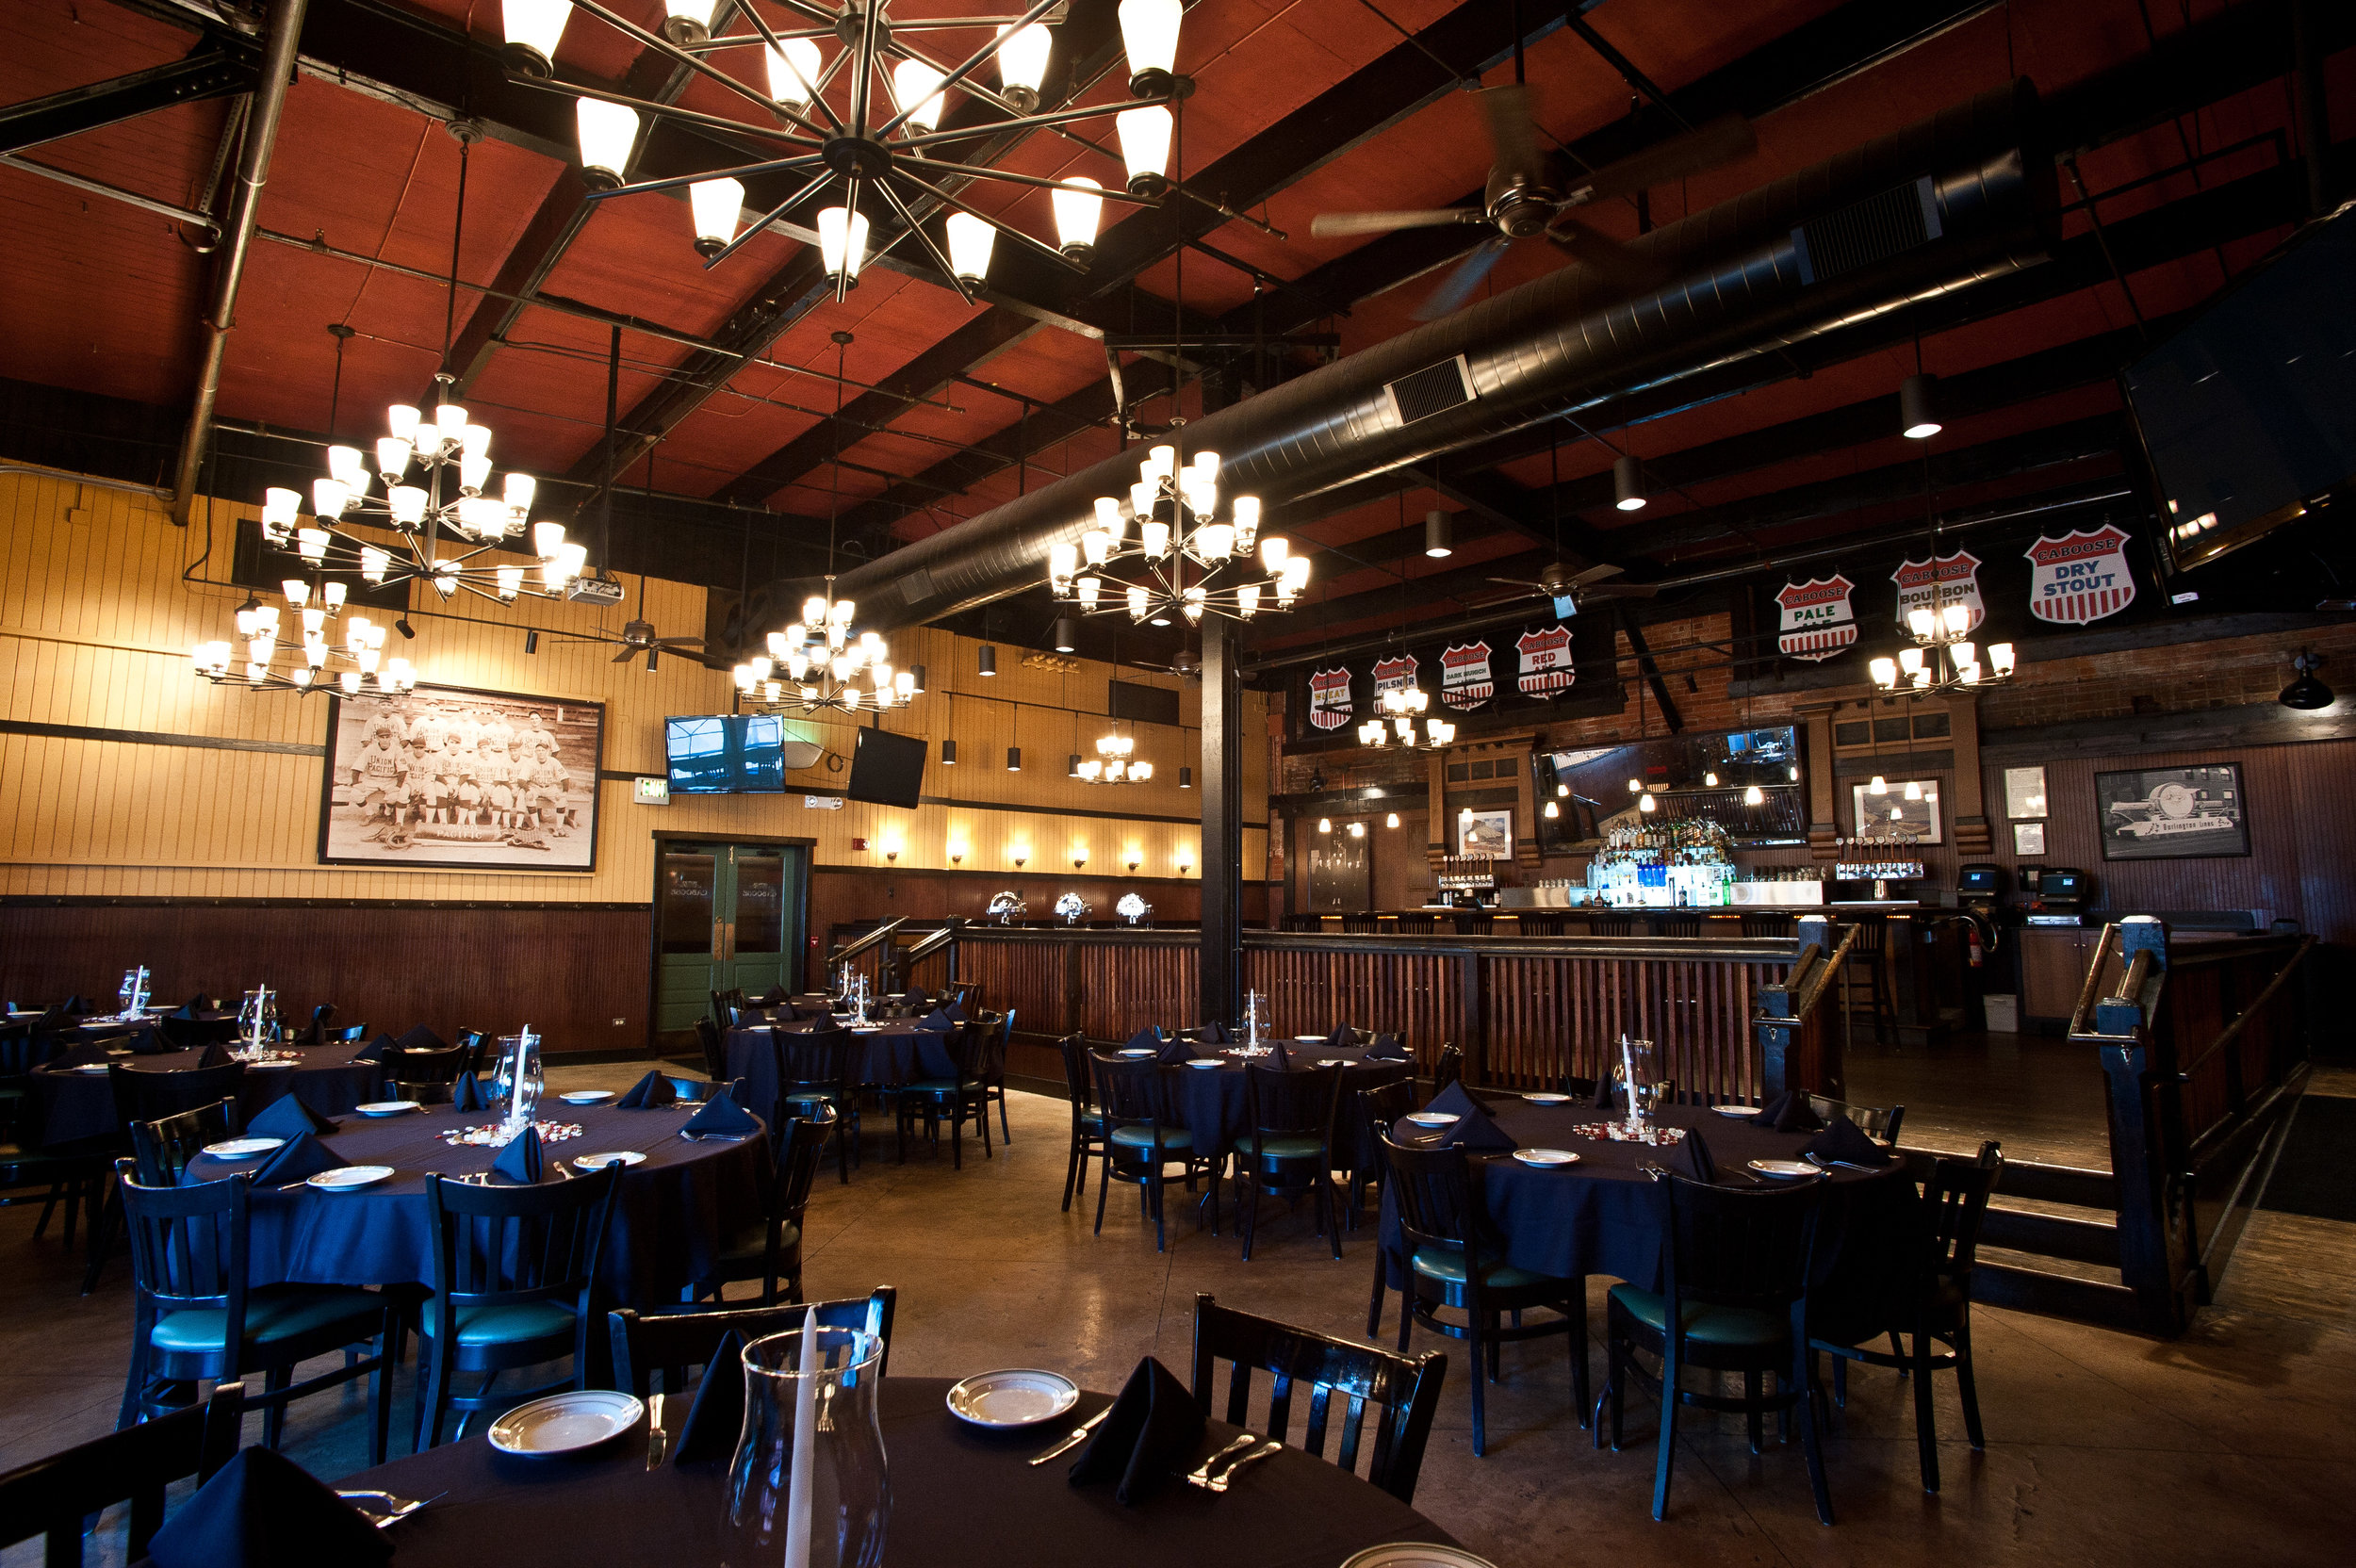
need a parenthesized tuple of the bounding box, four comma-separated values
(1199, 617, 1244, 1025)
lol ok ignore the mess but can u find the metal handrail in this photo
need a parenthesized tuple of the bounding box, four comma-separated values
(2066, 923, 2123, 1038)
(827, 917, 907, 966)
(2177, 935, 2315, 1083)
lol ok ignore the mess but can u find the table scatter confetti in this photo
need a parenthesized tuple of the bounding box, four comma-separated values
(440, 1120, 586, 1148)
(1566, 1121, 1689, 1145)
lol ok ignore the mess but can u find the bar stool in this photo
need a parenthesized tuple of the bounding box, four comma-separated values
(1834, 917, 1898, 1046)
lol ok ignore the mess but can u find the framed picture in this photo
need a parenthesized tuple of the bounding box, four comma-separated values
(2004, 765, 2049, 820)
(1850, 780, 1942, 843)
(319, 682, 605, 872)
(2012, 821, 2047, 857)
(1456, 808, 1513, 860)
(2093, 763, 2249, 861)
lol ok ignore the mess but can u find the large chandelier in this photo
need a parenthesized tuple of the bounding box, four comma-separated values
(190, 592, 417, 696)
(731, 575, 904, 715)
(1049, 445, 1304, 627)
(267, 399, 596, 607)
(500, 0, 1190, 300)
(1075, 730, 1152, 784)
(1357, 684, 1455, 749)
(1869, 598, 2016, 697)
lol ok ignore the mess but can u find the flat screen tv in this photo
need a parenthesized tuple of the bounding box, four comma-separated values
(665, 715, 786, 794)
(846, 727, 925, 809)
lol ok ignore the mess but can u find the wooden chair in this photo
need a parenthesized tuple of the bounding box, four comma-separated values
(1088, 1053, 1217, 1251)
(389, 1078, 454, 1106)
(116, 1161, 395, 1460)
(1355, 1077, 1418, 1330)
(1231, 1063, 1346, 1262)
(944, 980, 979, 1015)
(128, 1099, 239, 1185)
(663, 1075, 746, 1104)
(1190, 1292, 1445, 1505)
(1383, 1132, 1587, 1456)
(1055, 1032, 1107, 1214)
(1429, 1043, 1463, 1100)
(1806, 1093, 1906, 1143)
(695, 1017, 730, 1083)
(86, 1062, 252, 1292)
(1811, 1140, 2001, 1493)
(775, 1028, 861, 1183)
(390, 1043, 466, 1084)
(0, 1026, 106, 1247)
(975, 1007, 1015, 1144)
(0, 1380, 244, 1567)
(893, 1019, 993, 1169)
(158, 1014, 237, 1052)
(1834, 916, 1897, 1046)
(696, 1103, 838, 1305)
(1598, 1171, 1833, 1524)
(327, 1023, 369, 1043)
(610, 1288, 896, 1397)
(415, 1166, 622, 1448)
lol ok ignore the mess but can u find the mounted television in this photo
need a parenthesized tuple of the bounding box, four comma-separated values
(845, 727, 925, 809)
(665, 715, 786, 794)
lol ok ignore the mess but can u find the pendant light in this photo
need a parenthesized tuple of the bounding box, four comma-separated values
(817, 206, 871, 288)
(1904, 779, 1923, 800)
(1053, 176, 1104, 258)
(1119, 0, 1184, 94)
(1424, 509, 1453, 558)
(499, 0, 570, 76)
(946, 213, 995, 287)
(995, 22, 1052, 111)
(1117, 106, 1173, 196)
(1613, 453, 1646, 512)
(1900, 372, 1941, 439)
(1385, 812, 1400, 828)
(688, 178, 743, 258)
(575, 98, 637, 190)
(892, 59, 949, 135)
(1317, 818, 1332, 833)
(764, 38, 821, 106)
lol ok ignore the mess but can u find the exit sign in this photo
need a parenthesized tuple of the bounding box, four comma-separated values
(634, 776, 670, 805)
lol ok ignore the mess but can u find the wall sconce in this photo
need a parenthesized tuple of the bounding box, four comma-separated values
(1177, 852, 1193, 874)
(1126, 858, 1140, 873)
(948, 841, 967, 865)
(1011, 845, 1029, 868)
(883, 843, 901, 863)
(1072, 846, 1089, 870)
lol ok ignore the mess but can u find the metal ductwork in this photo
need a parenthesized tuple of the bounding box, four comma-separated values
(832, 80, 2055, 632)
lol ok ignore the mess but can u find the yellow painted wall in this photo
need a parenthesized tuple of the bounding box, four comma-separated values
(0, 467, 1268, 902)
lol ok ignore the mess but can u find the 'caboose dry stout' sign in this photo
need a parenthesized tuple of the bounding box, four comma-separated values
(2026, 524, 2136, 625)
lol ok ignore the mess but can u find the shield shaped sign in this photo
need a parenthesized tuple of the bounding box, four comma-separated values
(1775, 575, 1857, 662)
(1516, 624, 1576, 696)
(2026, 524, 2136, 625)
(1440, 642, 1494, 710)
(1307, 666, 1351, 730)
(1371, 654, 1419, 706)
(1890, 549, 1985, 635)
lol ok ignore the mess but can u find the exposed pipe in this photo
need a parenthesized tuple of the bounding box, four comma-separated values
(831, 82, 2055, 632)
(168, 0, 310, 525)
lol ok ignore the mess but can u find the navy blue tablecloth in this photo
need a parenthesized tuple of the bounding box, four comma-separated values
(724, 1021, 960, 1113)
(1163, 1042, 1413, 1168)
(1376, 1099, 1921, 1320)
(26, 1038, 386, 1149)
(179, 1100, 768, 1307)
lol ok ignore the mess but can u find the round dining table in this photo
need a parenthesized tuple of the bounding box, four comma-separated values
(25, 1037, 389, 1150)
(724, 1018, 960, 1110)
(1378, 1098, 1922, 1320)
(180, 1100, 769, 1307)
(334, 1375, 1458, 1568)
(1161, 1040, 1415, 1171)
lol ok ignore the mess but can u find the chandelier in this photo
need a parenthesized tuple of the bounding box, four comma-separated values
(731, 575, 904, 715)
(267, 399, 596, 608)
(1868, 598, 2017, 697)
(1049, 445, 1304, 627)
(190, 591, 417, 696)
(500, 0, 1190, 301)
(1356, 685, 1454, 749)
(1075, 730, 1153, 784)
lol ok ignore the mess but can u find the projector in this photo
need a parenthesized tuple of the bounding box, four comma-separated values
(564, 573, 627, 606)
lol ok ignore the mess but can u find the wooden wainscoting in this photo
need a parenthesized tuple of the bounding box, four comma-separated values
(0, 900, 650, 1053)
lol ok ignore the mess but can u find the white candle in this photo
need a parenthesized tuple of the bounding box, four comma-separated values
(783, 1304, 819, 1568)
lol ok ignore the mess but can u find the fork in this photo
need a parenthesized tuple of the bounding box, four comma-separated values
(1183, 1432, 1259, 1488)
(1205, 1441, 1282, 1492)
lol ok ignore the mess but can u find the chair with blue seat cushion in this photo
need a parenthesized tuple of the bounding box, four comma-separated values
(1598, 1169, 1832, 1525)
(0, 1024, 109, 1250)
(774, 1028, 860, 1183)
(1232, 1063, 1346, 1262)
(129, 1099, 240, 1186)
(85, 1062, 252, 1294)
(1381, 1133, 1586, 1457)
(415, 1165, 621, 1448)
(975, 1007, 1015, 1145)
(892, 1018, 994, 1169)
(1089, 1051, 1217, 1251)
(611, 1286, 896, 1397)
(0, 1379, 245, 1566)
(695, 1103, 838, 1305)
(1055, 1032, 1106, 1214)
(116, 1160, 393, 1461)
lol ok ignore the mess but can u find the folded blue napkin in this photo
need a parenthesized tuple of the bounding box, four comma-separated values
(1364, 1033, 1410, 1061)
(1803, 1115, 1894, 1168)
(616, 1070, 678, 1109)
(1439, 1105, 1518, 1152)
(251, 1133, 347, 1187)
(682, 1095, 759, 1137)
(492, 1125, 548, 1183)
(1069, 1356, 1204, 1506)
(1425, 1080, 1492, 1119)
(1122, 1026, 1162, 1053)
(1681, 1126, 1720, 1182)
(1760, 1088, 1824, 1133)
(915, 1008, 956, 1033)
(671, 1329, 748, 1465)
(352, 1033, 397, 1065)
(147, 1446, 389, 1568)
(395, 1023, 447, 1054)
(247, 1094, 335, 1138)
(450, 1072, 485, 1112)
(1327, 1024, 1360, 1052)
(1155, 1037, 1197, 1064)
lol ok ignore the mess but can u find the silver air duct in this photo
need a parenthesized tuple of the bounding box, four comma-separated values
(834, 81, 2054, 631)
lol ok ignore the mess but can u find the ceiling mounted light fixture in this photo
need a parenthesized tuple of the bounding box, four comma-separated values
(1613, 454, 1646, 512)
(1899, 372, 1942, 439)
(501, 0, 1188, 306)
(1355, 682, 1453, 749)
(1423, 509, 1453, 558)
(191, 596, 416, 699)
(1052, 448, 1298, 628)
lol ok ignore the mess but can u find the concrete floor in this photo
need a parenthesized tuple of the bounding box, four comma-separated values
(6, 1059, 2352, 1568)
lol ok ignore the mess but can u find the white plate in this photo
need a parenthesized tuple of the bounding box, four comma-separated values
(1295, 1036, 1326, 1043)
(1184, 1059, 1222, 1070)
(945, 1368, 1079, 1429)
(487, 1390, 644, 1457)
(1512, 1148, 1580, 1167)
(1404, 1112, 1460, 1128)
(1748, 1159, 1823, 1181)
(72, 1063, 113, 1074)
(353, 1101, 422, 1118)
(1341, 1546, 1501, 1568)
(1117, 1049, 1155, 1058)
(204, 1137, 286, 1159)
(306, 1165, 395, 1191)
(558, 1090, 613, 1104)
(572, 1150, 646, 1170)
(1715, 1105, 1763, 1119)
(1522, 1092, 1572, 1105)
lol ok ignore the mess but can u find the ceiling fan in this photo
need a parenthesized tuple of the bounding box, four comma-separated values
(1473, 559, 1661, 613)
(1310, 84, 1755, 321)
(549, 573, 729, 669)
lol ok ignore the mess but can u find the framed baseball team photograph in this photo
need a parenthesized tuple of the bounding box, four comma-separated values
(318, 682, 605, 872)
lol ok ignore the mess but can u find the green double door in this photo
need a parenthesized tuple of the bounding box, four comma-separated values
(655, 841, 806, 1038)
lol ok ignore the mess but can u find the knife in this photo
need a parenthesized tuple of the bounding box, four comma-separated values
(645, 1392, 667, 1470)
(1027, 1405, 1112, 1465)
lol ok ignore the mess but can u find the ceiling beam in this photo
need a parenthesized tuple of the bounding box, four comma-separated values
(0, 44, 253, 155)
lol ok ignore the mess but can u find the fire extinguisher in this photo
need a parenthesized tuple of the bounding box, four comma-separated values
(1966, 918, 1985, 968)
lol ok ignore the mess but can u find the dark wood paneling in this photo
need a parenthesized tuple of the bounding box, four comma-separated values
(0, 904, 648, 1054)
